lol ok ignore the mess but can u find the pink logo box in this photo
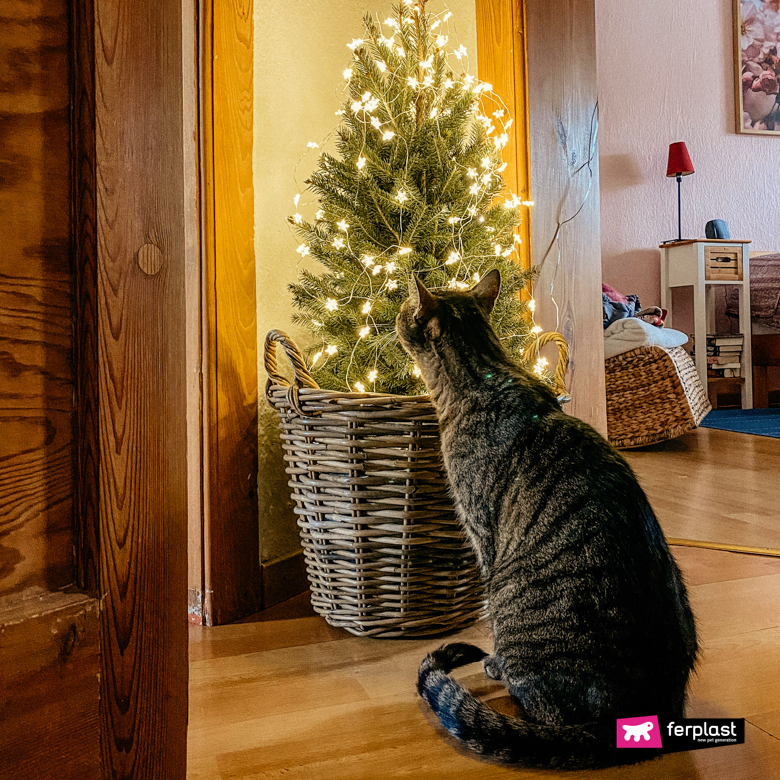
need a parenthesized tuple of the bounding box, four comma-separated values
(616, 716, 663, 748)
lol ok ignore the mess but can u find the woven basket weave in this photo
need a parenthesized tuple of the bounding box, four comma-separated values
(264, 329, 487, 638)
(605, 345, 711, 449)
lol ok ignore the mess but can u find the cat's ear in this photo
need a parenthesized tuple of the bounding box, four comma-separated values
(412, 275, 438, 323)
(472, 269, 501, 314)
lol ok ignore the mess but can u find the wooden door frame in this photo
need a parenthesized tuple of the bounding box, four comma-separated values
(188, 0, 606, 627)
(73, 0, 192, 776)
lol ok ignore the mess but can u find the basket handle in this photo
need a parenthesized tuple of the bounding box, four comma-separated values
(522, 331, 570, 402)
(264, 330, 320, 413)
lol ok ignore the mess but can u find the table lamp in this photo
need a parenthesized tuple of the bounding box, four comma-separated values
(665, 141, 695, 243)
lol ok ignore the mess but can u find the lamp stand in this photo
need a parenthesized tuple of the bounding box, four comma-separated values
(661, 174, 685, 244)
(676, 173, 682, 242)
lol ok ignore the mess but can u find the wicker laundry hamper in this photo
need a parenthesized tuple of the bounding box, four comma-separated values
(605, 345, 711, 449)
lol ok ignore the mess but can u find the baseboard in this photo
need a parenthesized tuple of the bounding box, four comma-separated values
(188, 587, 204, 625)
(0, 588, 101, 780)
(261, 549, 309, 610)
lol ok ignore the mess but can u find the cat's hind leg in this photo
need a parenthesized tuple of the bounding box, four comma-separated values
(506, 672, 612, 727)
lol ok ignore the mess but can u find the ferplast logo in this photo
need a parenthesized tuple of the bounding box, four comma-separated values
(616, 717, 746, 752)
(616, 716, 663, 748)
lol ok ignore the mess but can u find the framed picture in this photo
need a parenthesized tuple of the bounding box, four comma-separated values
(734, 0, 780, 134)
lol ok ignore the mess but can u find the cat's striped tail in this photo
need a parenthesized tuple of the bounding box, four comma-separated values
(417, 643, 649, 770)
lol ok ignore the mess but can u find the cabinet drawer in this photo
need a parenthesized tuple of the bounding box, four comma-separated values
(705, 247, 742, 281)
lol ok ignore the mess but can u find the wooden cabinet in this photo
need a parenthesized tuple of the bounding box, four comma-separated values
(660, 239, 753, 409)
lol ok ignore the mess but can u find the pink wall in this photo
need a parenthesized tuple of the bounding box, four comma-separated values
(596, 0, 779, 309)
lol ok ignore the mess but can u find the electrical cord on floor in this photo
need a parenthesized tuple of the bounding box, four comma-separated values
(668, 538, 780, 558)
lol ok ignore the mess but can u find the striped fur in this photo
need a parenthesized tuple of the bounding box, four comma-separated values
(397, 271, 698, 769)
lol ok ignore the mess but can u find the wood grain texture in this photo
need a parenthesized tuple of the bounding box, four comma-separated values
(525, 0, 607, 433)
(0, 0, 75, 597)
(200, 0, 261, 625)
(0, 589, 100, 780)
(188, 540, 780, 778)
(72, 0, 100, 592)
(623, 427, 780, 550)
(183, 0, 204, 614)
(88, 0, 190, 775)
(475, 0, 532, 271)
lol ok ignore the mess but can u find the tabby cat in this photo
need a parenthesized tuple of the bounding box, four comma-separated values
(395, 270, 698, 769)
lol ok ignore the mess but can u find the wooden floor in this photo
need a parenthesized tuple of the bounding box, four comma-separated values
(189, 429, 780, 779)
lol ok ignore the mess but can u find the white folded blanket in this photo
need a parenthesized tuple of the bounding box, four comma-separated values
(603, 317, 688, 359)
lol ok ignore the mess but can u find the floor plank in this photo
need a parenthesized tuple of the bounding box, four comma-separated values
(189, 427, 780, 779)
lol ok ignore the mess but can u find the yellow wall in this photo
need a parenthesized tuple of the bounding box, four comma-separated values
(254, 1, 478, 562)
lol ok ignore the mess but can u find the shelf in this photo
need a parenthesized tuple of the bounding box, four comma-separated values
(707, 376, 745, 384)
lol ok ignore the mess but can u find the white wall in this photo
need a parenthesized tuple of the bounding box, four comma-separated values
(596, 0, 779, 309)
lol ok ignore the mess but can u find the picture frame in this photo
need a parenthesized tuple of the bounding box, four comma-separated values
(734, 0, 780, 134)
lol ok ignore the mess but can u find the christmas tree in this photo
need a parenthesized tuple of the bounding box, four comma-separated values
(288, 0, 538, 395)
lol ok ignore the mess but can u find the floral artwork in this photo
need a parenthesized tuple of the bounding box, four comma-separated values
(736, 0, 780, 134)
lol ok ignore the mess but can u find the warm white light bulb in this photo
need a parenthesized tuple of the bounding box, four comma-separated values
(397, 191, 408, 203)
(407, 76, 419, 88)
(296, 244, 310, 257)
(412, 365, 422, 377)
(292, 213, 303, 224)
(531, 325, 543, 334)
(528, 299, 536, 312)
(343, 68, 353, 80)
(359, 326, 370, 338)
(356, 156, 367, 170)
(494, 244, 502, 256)
(347, 39, 364, 51)
(293, 193, 301, 206)
(387, 279, 398, 290)
(337, 219, 349, 232)
(382, 130, 395, 141)
(469, 183, 479, 195)
(325, 298, 339, 311)
(446, 250, 460, 264)
(354, 381, 365, 392)
(377, 60, 387, 73)
(326, 345, 338, 355)
(384, 261, 396, 273)
(448, 216, 460, 224)
(362, 301, 372, 314)
(311, 351, 323, 365)
(368, 370, 378, 382)
(307, 141, 319, 148)
(332, 237, 345, 249)
(361, 255, 375, 266)
(398, 247, 412, 255)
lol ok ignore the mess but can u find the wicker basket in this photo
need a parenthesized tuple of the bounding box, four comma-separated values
(264, 329, 488, 638)
(605, 345, 711, 449)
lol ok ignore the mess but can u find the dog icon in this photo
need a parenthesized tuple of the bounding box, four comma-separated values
(622, 721, 654, 742)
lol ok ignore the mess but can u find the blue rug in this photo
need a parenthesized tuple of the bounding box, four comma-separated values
(699, 408, 780, 438)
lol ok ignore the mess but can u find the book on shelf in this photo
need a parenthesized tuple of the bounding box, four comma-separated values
(708, 367, 741, 378)
(706, 334, 744, 347)
(706, 356, 742, 366)
(691, 333, 744, 346)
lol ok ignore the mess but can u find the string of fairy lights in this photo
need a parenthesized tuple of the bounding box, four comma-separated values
(288, 0, 554, 393)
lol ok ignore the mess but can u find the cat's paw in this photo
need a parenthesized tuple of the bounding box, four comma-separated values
(482, 655, 504, 681)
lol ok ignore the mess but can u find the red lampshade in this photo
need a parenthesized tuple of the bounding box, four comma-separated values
(666, 142, 695, 177)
